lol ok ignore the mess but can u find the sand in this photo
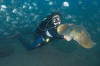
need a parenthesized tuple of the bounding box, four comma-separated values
(0, 38, 99, 66)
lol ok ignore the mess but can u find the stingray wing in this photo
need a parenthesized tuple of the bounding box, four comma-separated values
(57, 24, 95, 48)
(70, 26, 95, 48)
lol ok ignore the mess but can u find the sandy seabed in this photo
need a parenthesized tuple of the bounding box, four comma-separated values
(0, 38, 99, 66)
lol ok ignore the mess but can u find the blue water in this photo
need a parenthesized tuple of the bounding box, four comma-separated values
(0, 0, 100, 66)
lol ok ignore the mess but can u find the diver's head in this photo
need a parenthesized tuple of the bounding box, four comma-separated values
(52, 13, 61, 27)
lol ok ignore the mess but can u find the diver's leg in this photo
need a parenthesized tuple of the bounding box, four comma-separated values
(16, 34, 32, 50)
(16, 34, 45, 50)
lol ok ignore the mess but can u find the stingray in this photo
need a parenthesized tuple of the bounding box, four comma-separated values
(57, 24, 95, 48)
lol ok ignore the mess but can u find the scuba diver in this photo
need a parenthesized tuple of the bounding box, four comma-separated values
(17, 12, 64, 50)
(16, 12, 95, 50)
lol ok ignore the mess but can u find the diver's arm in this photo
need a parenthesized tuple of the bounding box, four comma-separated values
(55, 35, 64, 39)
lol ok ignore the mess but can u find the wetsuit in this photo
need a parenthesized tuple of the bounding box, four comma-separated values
(18, 12, 64, 50)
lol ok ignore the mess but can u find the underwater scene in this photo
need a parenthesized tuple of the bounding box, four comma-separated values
(0, 0, 100, 66)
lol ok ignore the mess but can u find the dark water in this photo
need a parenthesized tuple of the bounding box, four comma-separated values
(0, 0, 100, 66)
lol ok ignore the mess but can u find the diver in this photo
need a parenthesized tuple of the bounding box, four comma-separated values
(16, 12, 95, 50)
(17, 12, 64, 50)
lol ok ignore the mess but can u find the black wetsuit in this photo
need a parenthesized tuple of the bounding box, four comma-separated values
(18, 12, 63, 50)
(36, 13, 63, 40)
